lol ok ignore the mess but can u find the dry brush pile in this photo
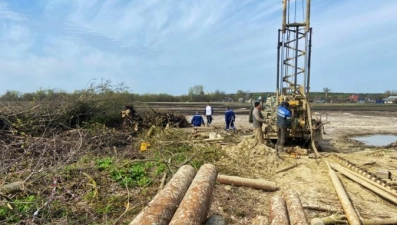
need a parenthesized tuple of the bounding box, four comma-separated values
(0, 95, 225, 224)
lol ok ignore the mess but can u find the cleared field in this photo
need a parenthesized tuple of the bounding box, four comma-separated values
(134, 102, 397, 116)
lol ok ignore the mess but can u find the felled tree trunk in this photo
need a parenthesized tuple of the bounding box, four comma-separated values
(283, 190, 309, 225)
(217, 175, 278, 191)
(0, 181, 24, 194)
(169, 164, 218, 225)
(269, 195, 289, 225)
(129, 165, 197, 225)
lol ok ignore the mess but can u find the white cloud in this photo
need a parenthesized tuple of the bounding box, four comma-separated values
(0, 1, 26, 21)
(0, 0, 397, 95)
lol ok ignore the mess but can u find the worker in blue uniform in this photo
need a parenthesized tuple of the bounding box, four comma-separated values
(191, 111, 205, 127)
(225, 106, 236, 131)
(275, 101, 292, 155)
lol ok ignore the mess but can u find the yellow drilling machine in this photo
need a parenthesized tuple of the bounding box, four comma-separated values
(251, 0, 324, 157)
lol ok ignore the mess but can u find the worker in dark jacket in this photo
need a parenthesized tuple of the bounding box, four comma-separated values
(225, 106, 236, 131)
(191, 111, 205, 127)
(252, 102, 266, 143)
(275, 101, 292, 155)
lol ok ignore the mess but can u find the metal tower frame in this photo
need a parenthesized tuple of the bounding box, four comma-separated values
(277, 0, 312, 99)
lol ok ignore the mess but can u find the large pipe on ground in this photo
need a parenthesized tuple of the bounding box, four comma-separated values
(283, 190, 309, 225)
(269, 195, 289, 225)
(169, 164, 218, 225)
(217, 174, 278, 191)
(331, 163, 397, 205)
(326, 161, 361, 225)
(331, 154, 397, 196)
(129, 165, 197, 225)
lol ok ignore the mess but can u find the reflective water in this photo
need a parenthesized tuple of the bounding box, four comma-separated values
(351, 134, 397, 146)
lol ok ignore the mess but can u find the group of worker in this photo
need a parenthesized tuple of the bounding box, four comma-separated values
(190, 103, 236, 131)
(191, 101, 292, 156)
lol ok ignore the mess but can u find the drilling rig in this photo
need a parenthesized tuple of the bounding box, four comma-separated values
(262, 0, 323, 156)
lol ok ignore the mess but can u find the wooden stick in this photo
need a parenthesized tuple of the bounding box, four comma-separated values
(276, 163, 299, 173)
(217, 174, 278, 191)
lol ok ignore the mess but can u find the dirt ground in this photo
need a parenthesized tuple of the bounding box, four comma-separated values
(188, 111, 397, 224)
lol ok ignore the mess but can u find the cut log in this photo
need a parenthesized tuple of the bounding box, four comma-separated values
(129, 165, 197, 225)
(310, 218, 325, 225)
(169, 164, 218, 225)
(204, 137, 224, 142)
(364, 218, 397, 225)
(319, 215, 346, 224)
(302, 205, 340, 213)
(283, 190, 309, 225)
(269, 195, 289, 225)
(326, 161, 361, 225)
(0, 181, 24, 194)
(217, 175, 278, 191)
(252, 215, 269, 225)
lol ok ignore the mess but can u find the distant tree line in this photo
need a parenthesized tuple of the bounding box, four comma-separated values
(0, 81, 394, 103)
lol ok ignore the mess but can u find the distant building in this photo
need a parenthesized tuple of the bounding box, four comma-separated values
(357, 98, 366, 104)
(347, 94, 359, 102)
(383, 96, 397, 104)
(222, 97, 234, 102)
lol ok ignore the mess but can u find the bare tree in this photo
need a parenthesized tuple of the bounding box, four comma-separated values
(323, 87, 331, 100)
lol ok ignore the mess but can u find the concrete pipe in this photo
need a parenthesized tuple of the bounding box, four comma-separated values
(129, 165, 197, 225)
(169, 164, 218, 225)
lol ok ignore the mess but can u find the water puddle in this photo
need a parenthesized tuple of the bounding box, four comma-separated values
(351, 134, 397, 146)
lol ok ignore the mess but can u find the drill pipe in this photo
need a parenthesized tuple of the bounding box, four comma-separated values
(169, 164, 218, 225)
(269, 195, 289, 225)
(331, 154, 397, 196)
(331, 163, 397, 205)
(326, 161, 361, 225)
(129, 165, 197, 225)
(283, 190, 309, 225)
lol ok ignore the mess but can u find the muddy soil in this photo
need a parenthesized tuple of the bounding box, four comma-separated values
(187, 111, 397, 224)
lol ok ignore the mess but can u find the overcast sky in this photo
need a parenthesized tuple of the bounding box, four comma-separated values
(1, 0, 396, 96)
